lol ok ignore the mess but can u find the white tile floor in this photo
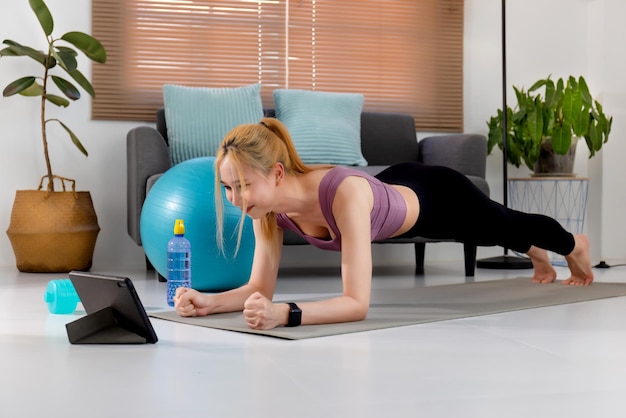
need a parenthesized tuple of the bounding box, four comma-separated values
(1, 260, 626, 418)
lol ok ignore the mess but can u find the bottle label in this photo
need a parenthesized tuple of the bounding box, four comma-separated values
(168, 251, 191, 272)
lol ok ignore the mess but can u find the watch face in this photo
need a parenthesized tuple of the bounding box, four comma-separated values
(287, 303, 302, 327)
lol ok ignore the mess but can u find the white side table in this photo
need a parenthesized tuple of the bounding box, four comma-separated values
(508, 176, 589, 266)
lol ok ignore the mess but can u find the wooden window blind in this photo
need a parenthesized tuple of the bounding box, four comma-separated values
(92, 0, 463, 132)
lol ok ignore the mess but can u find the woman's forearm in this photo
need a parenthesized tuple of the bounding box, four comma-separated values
(206, 283, 265, 314)
(288, 295, 369, 326)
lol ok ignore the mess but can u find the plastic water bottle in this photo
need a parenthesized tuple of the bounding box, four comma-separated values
(167, 219, 192, 307)
(44, 279, 80, 314)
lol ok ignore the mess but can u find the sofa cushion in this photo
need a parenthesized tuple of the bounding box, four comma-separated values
(360, 112, 418, 165)
(273, 89, 367, 166)
(163, 83, 264, 165)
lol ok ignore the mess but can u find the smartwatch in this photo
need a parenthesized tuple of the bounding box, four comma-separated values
(285, 302, 302, 327)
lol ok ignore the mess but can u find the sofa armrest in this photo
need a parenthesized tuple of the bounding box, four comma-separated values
(127, 126, 171, 245)
(418, 134, 487, 179)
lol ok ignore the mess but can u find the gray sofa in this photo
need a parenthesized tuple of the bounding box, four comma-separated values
(127, 108, 489, 276)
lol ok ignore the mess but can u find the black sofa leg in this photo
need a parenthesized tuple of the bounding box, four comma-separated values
(464, 244, 477, 277)
(145, 254, 155, 271)
(414, 243, 425, 275)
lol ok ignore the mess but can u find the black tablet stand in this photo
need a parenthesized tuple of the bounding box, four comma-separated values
(66, 307, 148, 344)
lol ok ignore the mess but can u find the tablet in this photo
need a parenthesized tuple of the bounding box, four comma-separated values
(66, 271, 158, 344)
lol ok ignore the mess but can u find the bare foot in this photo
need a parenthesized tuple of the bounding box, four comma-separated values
(563, 234, 594, 286)
(527, 246, 557, 284)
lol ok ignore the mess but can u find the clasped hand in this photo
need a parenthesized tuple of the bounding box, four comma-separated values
(243, 292, 285, 330)
(174, 288, 284, 330)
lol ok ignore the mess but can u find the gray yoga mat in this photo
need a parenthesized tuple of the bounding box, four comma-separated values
(149, 277, 626, 340)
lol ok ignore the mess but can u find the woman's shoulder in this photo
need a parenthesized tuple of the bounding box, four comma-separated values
(321, 165, 373, 181)
(319, 166, 375, 205)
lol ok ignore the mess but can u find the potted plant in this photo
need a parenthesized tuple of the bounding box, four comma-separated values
(1, 0, 107, 272)
(487, 75, 613, 174)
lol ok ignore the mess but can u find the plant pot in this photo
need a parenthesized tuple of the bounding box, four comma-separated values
(533, 137, 578, 176)
(6, 189, 100, 273)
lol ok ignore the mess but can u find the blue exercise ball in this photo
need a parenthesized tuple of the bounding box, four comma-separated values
(140, 157, 255, 291)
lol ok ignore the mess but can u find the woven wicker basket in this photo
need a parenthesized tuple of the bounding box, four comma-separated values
(6, 188, 100, 273)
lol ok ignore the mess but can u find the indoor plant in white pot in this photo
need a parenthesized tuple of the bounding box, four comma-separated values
(1, 0, 107, 272)
(487, 75, 613, 174)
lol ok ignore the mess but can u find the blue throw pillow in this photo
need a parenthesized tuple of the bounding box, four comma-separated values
(273, 89, 367, 166)
(163, 83, 264, 165)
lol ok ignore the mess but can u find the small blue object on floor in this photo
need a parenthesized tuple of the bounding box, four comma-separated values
(140, 157, 255, 292)
(44, 279, 80, 314)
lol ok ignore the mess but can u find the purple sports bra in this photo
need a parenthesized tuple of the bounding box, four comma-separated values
(276, 166, 407, 251)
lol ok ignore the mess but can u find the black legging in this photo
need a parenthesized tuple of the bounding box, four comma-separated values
(375, 162, 575, 256)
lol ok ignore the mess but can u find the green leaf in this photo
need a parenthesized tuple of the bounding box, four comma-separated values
(592, 106, 612, 143)
(544, 79, 557, 108)
(61, 32, 106, 63)
(45, 93, 70, 107)
(66, 68, 95, 98)
(1, 40, 49, 66)
(56, 46, 78, 56)
(578, 76, 592, 106)
(0, 46, 20, 57)
(556, 77, 564, 96)
(594, 100, 604, 114)
(18, 82, 44, 97)
(593, 100, 612, 142)
(562, 86, 583, 134)
(543, 106, 555, 135)
(588, 124, 601, 157)
(51, 75, 80, 100)
(574, 108, 590, 137)
(52, 47, 77, 72)
(526, 102, 544, 144)
(29, 0, 54, 36)
(526, 139, 541, 170)
(486, 115, 503, 154)
(584, 134, 594, 157)
(3, 76, 36, 96)
(506, 134, 525, 169)
(55, 120, 88, 157)
(551, 124, 572, 154)
(529, 78, 548, 93)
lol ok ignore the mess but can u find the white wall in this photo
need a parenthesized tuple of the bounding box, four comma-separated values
(0, 0, 624, 271)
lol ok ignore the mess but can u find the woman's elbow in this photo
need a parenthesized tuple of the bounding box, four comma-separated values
(340, 294, 370, 322)
(351, 301, 370, 322)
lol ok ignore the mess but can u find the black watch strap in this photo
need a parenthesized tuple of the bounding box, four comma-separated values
(285, 302, 302, 327)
